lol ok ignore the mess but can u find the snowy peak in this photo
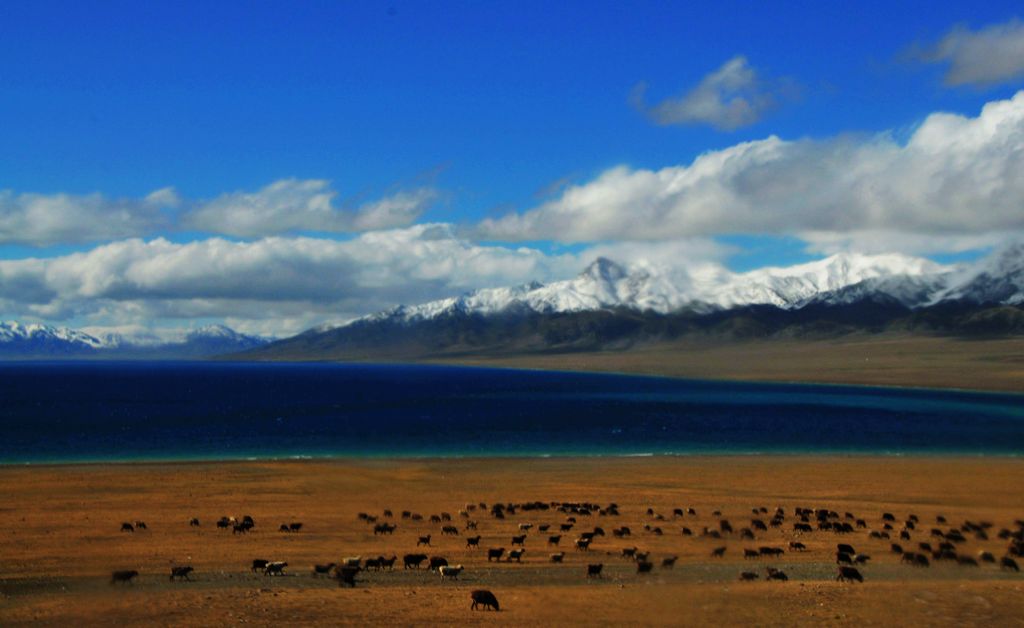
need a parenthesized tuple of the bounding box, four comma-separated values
(345, 250, 971, 329)
(185, 324, 262, 343)
(0, 321, 104, 349)
(581, 257, 628, 284)
(940, 242, 1024, 305)
(0, 322, 271, 358)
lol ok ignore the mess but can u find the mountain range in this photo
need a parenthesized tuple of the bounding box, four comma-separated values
(241, 243, 1024, 360)
(0, 323, 270, 359)
(5, 244, 1023, 361)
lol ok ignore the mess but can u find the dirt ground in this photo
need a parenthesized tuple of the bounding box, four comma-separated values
(429, 335, 1024, 393)
(1, 457, 1022, 626)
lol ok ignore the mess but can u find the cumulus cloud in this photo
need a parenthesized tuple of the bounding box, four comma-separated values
(0, 188, 174, 246)
(184, 179, 436, 237)
(0, 179, 435, 246)
(915, 18, 1024, 87)
(481, 91, 1024, 252)
(0, 225, 586, 334)
(632, 56, 783, 130)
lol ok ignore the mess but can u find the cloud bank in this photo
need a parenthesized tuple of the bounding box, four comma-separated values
(0, 180, 435, 246)
(482, 91, 1024, 252)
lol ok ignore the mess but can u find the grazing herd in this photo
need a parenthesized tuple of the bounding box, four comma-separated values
(104, 500, 1023, 614)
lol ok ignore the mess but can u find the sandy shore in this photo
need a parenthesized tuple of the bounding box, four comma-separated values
(1, 457, 1022, 626)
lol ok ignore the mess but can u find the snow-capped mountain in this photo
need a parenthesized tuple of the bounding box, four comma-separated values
(236, 244, 1024, 360)
(0, 322, 271, 358)
(353, 251, 956, 328)
(0, 321, 105, 354)
(937, 242, 1024, 306)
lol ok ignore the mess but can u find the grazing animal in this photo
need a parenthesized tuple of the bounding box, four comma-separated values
(744, 549, 760, 559)
(560, 523, 574, 532)
(789, 542, 806, 552)
(233, 524, 250, 535)
(538, 524, 550, 532)
(587, 563, 603, 578)
(836, 552, 853, 565)
(487, 548, 505, 562)
(837, 566, 864, 583)
(854, 554, 871, 565)
(511, 534, 526, 546)
(711, 546, 727, 558)
(548, 535, 562, 546)
(958, 556, 979, 567)
(170, 566, 194, 581)
(470, 589, 500, 611)
(336, 565, 360, 588)
(120, 523, 134, 533)
(837, 544, 856, 555)
(403, 554, 428, 569)
(417, 535, 432, 546)
(189, 518, 200, 527)
(739, 571, 759, 581)
(1002, 557, 1021, 572)
(442, 525, 460, 536)
(681, 527, 692, 536)
(662, 556, 678, 568)
(279, 524, 290, 532)
(135, 521, 147, 530)
(891, 543, 904, 554)
(575, 538, 591, 551)
(439, 564, 464, 580)
(110, 570, 138, 584)
(466, 535, 482, 548)
(550, 552, 565, 563)
(264, 561, 288, 576)
(288, 522, 302, 532)
(507, 549, 525, 562)
(313, 563, 336, 576)
(519, 523, 533, 532)
(979, 551, 996, 563)
(637, 561, 654, 574)
(766, 567, 788, 581)
(216, 518, 230, 529)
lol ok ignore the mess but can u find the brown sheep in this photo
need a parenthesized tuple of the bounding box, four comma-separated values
(470, 589, 500, 611)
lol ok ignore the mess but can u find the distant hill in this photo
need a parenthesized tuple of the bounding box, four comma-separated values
(0, 322, 270, 359)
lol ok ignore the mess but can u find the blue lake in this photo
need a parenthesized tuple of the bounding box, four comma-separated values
(0, 362, 1022, 463)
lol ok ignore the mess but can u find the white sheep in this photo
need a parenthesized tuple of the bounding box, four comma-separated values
(439, 564, 464, 580)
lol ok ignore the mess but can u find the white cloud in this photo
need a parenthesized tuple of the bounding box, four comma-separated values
(0, 179, 435, 246)
(0, 225, 585, 335)
(632, 56, 782, 130)
(481, 91, 1024, 251)
(0, 189, 173, 246)
(917, 18, 1024, 87)
(184, 178, 436, 237)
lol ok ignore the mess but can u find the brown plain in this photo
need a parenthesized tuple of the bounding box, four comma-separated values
(1, 457, 1022, 626)
(428, 335, 1024, 392)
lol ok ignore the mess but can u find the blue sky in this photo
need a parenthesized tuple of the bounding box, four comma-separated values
(1, 2, 1024, 335)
